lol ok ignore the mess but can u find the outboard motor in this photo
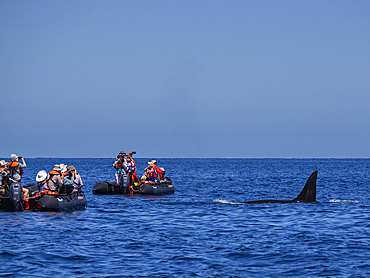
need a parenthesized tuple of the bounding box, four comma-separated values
(120, 174, 130, 194)
(9, 182, 23, 211)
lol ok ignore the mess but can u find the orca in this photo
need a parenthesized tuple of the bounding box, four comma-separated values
(242, 171, 318, 204)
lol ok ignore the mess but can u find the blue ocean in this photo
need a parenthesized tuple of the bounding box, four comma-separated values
(1, 158, 369, 277)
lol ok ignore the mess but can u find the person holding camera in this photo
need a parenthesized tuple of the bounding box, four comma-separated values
(66, 165, 83, 193)
(124, 152, 135, 174)
(125, 152, 140, 188)
(61, 167, 76, 194)
(7, 154, 26, 184)
(113, 151, 128, 185)
(7, 154, 29, 198)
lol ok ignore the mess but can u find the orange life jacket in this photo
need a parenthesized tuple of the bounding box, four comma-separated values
(48, 170, 62, 184)
(130, 172, 139, 183)
(146, 166, 158, 179)
(40, 190, 59, 196)
(114, 162, 124, 169)
(7, 161, 24, 176)
(49, 170, 61, 176)
(127, 158, 136, 168)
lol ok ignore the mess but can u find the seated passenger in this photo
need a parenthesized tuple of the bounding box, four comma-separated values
(159, 167, 166, 181)
(36, 170, 48, 192)
(0, 160, 8, 194)
(141, 161, 160, 183)
(43, 164, 63, 192)
(0, 160, 7, 173)
(130, 168, 140, 183)
(61, 167, 75, 194)
(59, 164, 68, 178)
(67, 165, 83, 193)
(159, 168, 172, 182)
(151, 160, 163, 179)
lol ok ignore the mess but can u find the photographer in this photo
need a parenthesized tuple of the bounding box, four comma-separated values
(112, 151, 128, 185)
(61, 167, 75, 194)
(7, 154, 26, 184)
(66, 165, 83, 193)
(7, 154, 29, 198)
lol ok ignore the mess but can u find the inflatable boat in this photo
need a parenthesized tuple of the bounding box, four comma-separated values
(92, 175, 175, 195)
(0, 182, 87, 212)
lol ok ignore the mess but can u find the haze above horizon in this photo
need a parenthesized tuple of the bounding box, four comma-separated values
(1, 1, 369, 158)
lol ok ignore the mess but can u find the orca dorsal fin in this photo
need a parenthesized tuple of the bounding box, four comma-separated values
(293, 171, 317, 203)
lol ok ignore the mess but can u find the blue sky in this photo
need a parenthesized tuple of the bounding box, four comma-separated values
(1, 0, 369, 158)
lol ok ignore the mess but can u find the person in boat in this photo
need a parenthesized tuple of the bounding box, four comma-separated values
(61, 167, 75, 194)
(7, 154, 26, 184)
(151, 160, 163, 179)
(141, 161, 160, 183)
(125, 153, 140, 185)
(36, 170, 48, 192)
(113, 152, 127, 185)
(7, 154, 29, 198)
(159, 167, 166, 181)
(43, 164, 64, 192)
(0, 160, 7, 184)
(125, 153, 136, 171)
(66, 165, 83, 193)
(0, 160, 8, 195)
(159, 167, 172, 182)
(59, 163, 68, 178)
(130, 167, 140, 183)
(126, 167, 141, 192)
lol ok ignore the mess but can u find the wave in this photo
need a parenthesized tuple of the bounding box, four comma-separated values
(213, 199, 244, 205)
(329, 199, 365, 203)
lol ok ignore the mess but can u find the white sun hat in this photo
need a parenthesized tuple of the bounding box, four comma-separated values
(36, 170, 48, 182)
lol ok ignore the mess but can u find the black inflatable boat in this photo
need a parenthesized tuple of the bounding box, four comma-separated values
(92, 174, 175, 195)
(0, 182, 87, 212)
(35, 192, 87, 212)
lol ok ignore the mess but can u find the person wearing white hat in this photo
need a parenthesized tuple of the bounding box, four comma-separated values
(58, 164, 68, 185)
(36, 170, 48, 191)
(59, 164, 68, 173)
(43, 165, 63, 192)
(0, 160, 8, 190)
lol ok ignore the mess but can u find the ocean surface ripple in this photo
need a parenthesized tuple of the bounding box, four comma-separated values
(1, 158, 369, 277)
